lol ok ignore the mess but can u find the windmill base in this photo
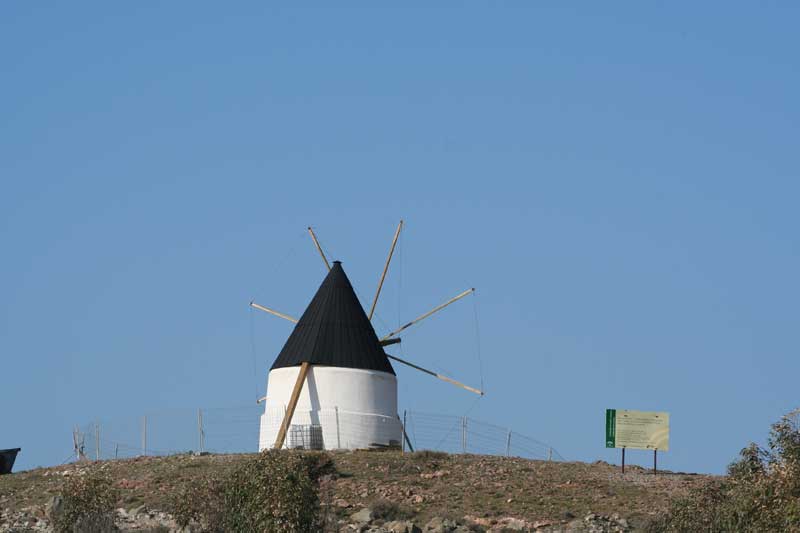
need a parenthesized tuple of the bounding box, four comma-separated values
(258, 366, 403, 451)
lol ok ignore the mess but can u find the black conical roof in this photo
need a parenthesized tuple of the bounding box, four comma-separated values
(271, 261, 395, 375)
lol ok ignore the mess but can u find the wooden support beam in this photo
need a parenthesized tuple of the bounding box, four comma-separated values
(250, 301, 298, 323)
(273, 362, 311, 449)
(380, 288, 475, 341)
(386, 354, 483, 396)
(308, 227, 331, 271)
(369, 220, 403, 320)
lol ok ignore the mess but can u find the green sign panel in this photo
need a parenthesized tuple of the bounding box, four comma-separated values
(605, 409, 669, 451)
(605, 409, 617, 448)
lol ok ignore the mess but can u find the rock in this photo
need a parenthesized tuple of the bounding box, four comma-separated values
(424, 516, 457, 533)
(496, 517, 527, 531)
(129, 504, 147, 517)
(420, 469, 450, 479)
(385, 520, 422, 533)
(351, 507, 375, 523)
(559, 513, 632, 532)
(45, 495, 63, 520)
(566, 518, 586, 532)
(31, 505, 46, 520)
(562, 511, 576, 520)
(464, 515, 493, 528)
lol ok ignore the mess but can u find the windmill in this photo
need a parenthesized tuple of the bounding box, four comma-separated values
(251, 221, 482, 451)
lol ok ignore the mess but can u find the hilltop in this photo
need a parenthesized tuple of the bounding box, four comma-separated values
(0, 450, 714, 532)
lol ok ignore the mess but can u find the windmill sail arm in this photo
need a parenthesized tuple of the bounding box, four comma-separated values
(386, 353, 483, 396)
(380, 338, 401, 347)
(308, 227, 331, 271)
(368, 220, 403, 320)
(380, 288, 475, 341)
(250, 302, 298, 323)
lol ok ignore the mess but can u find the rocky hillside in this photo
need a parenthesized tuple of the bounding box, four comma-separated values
(0, 450, 715, 532)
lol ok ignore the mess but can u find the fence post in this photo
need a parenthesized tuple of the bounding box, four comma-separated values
(95, 422, 100, 461)
(461, 417, 467, 454)
(197, 409, 204, 453)
(506, 430, 511, 457)
(335, 406, 341, 449)
(141, 416, 147, 456)
(402, 410, 407, 453)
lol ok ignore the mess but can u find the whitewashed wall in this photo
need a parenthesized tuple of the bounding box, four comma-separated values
(258, 366, 403, 450)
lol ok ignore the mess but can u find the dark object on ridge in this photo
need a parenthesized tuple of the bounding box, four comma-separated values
(0, 448, 21, 475)
(271, 261, 395, 375)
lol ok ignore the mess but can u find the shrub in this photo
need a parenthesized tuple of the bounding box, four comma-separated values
(648, 409, 800, 532)
(411, 450, 448, 462)
(370, 498, 414, 521)
(172, 472, 226, 532)
(173, 450, 334, 533)
(223, 450, 333, 532)
(53, 472, 119, 533)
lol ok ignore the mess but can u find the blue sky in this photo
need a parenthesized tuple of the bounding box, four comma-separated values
(2, 3, 798, 474)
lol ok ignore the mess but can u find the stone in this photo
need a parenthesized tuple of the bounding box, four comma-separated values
(351, 507, 375, 523)
(128, 504, 147, 518)
(45, 495, 63, 520)
(566, 518, 587, 532)
(385, 520, 422, 533)
(424, 516, 457, 533)
(420, 469, 450, 479)
(497, 517, 527, 531)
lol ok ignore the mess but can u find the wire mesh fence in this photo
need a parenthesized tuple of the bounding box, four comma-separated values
(74, 405, 262, 460)
(73, 406, 563, 463)
(403, 411, 565, 461)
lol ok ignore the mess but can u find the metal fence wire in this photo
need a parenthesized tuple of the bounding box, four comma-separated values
(74, 406, 563, 462)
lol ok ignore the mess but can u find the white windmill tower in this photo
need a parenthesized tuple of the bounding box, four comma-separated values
(251, 222, 482, 451)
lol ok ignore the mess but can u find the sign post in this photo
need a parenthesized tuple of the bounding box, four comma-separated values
(606, 409, 669, 474)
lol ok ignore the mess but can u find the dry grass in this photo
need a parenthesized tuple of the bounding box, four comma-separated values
(0, 451, 715, 530)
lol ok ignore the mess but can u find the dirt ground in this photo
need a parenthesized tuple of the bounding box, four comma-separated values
(0, 450, 716, 530)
